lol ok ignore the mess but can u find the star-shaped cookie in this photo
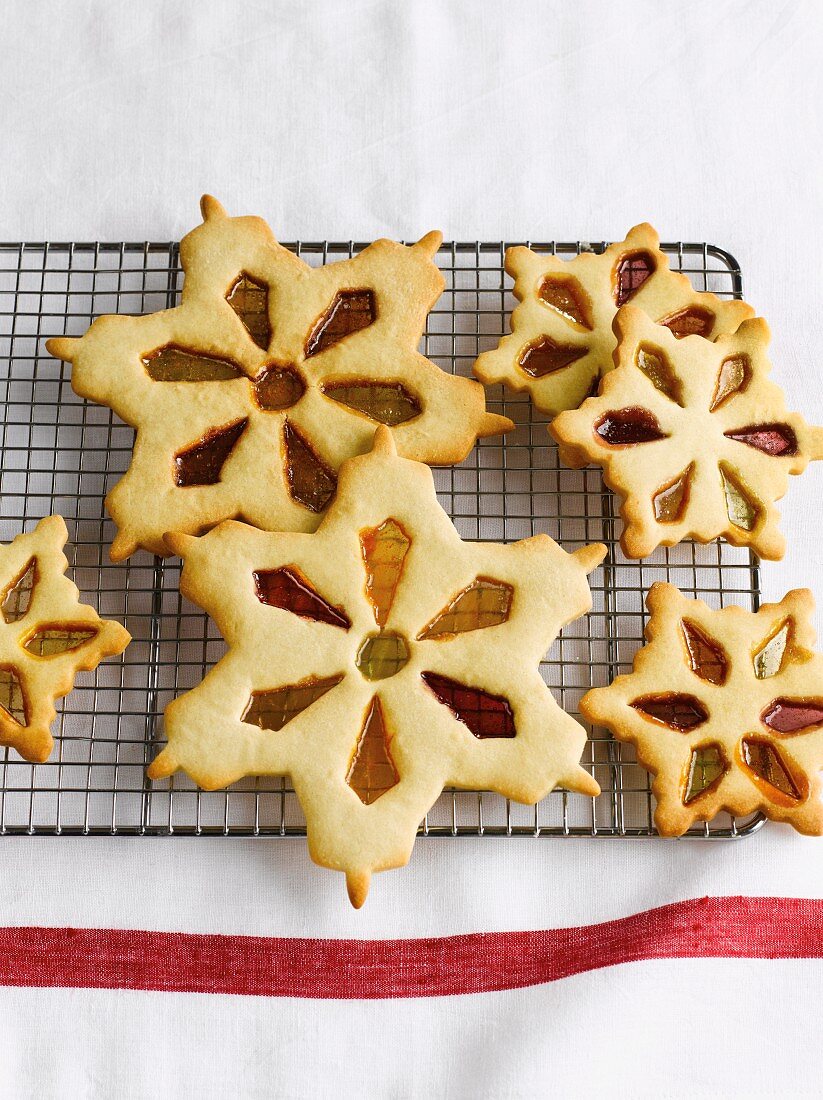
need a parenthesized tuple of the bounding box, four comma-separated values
(0, 515, 130, 763)
(474, 222, 753, 415)
(148, 428, 604, 905)
(550, 306, 823, 559)
(47, 197, 511, 560)
(582, 583, 823, 836)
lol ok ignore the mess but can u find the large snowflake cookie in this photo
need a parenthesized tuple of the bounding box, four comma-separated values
(550, 306, 823, 559)
(0, 516, 130, 763)
(148, 427, 604, 905)
(474, 222, 753, 415)
(582, 583, 823, 836)
(47, 196, 511, 561)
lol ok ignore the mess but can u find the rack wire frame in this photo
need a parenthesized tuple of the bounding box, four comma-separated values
(0, 236, 764, 839)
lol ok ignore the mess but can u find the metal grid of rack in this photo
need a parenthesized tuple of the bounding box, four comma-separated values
(0, 236, 763, 838)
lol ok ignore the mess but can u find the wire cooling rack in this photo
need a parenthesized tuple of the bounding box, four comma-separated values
(0, 236, 763, 839)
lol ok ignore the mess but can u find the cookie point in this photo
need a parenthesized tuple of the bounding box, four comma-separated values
(23, 729, 55, 765)
(371, 425, 397, 457)
(164, 531, 197, 559)
(571, 766, 601, 799)
(646, 581, 677, 612)
(346, 870, 371, 909)
(479, 411, 515, 438)
(413, 230, 443, 257)
(625, 221, 660, 246)
(503, 245, 536, 277)
(573, 542, 607, 574)
(737, 315, 770, 344)
(105, 620, 132, 656)
(612, 303, 648, 339)
(147, 748, 177, 781)
(45, 336, 79, 361)
(109, 533, 136, 563)
(35, 513, 69, 545)
(200, 194, 228, 222)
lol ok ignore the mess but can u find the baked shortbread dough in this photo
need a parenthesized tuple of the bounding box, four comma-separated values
(583, 583, 823, 836)
(0, 516, 130, 762)
(474, 222, 753, 415)
(48, 197, 511, 560)
(550, 307, 823, 559)
(149, 428, 604, 905)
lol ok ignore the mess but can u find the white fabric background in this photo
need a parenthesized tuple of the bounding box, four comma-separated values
(1, 1, 823, 1096)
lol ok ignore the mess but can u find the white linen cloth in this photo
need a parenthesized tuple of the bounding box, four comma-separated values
(1, 1, 823, 1095)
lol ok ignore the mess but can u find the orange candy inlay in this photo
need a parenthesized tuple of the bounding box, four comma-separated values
(346, 696, 399, 805)
(227, 274, 270, 350)
(1, 558, 36, 624)
(360, 519, 411, 628)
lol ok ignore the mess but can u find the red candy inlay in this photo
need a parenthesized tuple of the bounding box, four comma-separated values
(595, 407, 667, 446)
(518, 336, 586, 378)
(724, 424, 798, 457)
(761, 698, 823, 734)
(421, 672, 515, 739)
(614, 251, 655, 306)
(173, 419, 248, 487)
(681, 620, 728, 685)
(631, 693, 708, 731)
(658, 307, 715, 339)
(253, 566, 351, 629)
(305, 290, 376, 358)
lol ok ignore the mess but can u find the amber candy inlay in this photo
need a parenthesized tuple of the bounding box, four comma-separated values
(242, 674, 344, 732)
(681, 619, 728, 685)
(614, 251, 655, 307)
(227, 274, 270, 350)
(360, 519, 411, 628)
(761, 698, 823, 734)
(142, 346, 243, 383)
(283, 421, 337, 513)
(719, 465, 759, 531)
(658, 307, 715, 339)
(0, 665, 26, 725)
(253, 365, 305, 411)
(2, 558, 36, 624)
(741, 738, 804, 803)
(356, 632, 410, 681)
(417, 578, 513, 640)
(595, 407, 667, 446)
(305, 290, 376, 357)
(653, 466, 692, 524)
(631, 693, 708, 731)
(724, 423, 798, 457)
(537, 276, 593, 330)
(684, 744, 727, 803)
(753, 622, 791, 679)
(346, 696, 399, 805)
(421, 672, 515, 739)
(321, 381, 421, 426)
(24, 626, 97, 658)
(253, 566, 350, 628)
(518, 336, 587, 379)
(636, 346, 682, 404)
(174, 419, 248, 487)
(710, 355, 750, 411)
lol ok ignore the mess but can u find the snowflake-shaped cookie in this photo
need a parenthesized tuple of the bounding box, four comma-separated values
(148, 427, 604, 906)
(550, 306, 823, 559)
(0, 515, 130, 763)
(582, 583, 823, 835)
(474, 222, 753, 415)
(47, 196, 511, 561)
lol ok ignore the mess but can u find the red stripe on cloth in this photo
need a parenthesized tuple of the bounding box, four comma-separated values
(0, 896, 820, 999)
